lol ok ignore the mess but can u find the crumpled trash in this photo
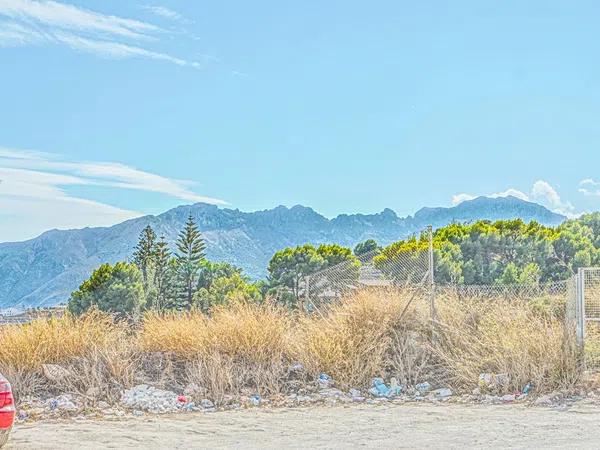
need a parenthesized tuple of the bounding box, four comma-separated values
(318, 373, 332, 388)
(177, 395, 188, 403)
(368, 378, 403, 398)
(522, 382, 534, 395)
(47, 395, 77, 412)
(479, 373, 510, 392)
(200, 399, 215, 409)
(250, 394, 261, 406)
(433, 388, 453, 399)
(416, 382, 431, 394)
(501, 394, 516, 402)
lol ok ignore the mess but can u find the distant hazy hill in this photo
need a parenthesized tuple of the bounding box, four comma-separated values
(0, 196, 565, 308)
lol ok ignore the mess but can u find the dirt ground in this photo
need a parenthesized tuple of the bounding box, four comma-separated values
(8, 402, 600, 449)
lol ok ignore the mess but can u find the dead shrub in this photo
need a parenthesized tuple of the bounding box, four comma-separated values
(433, 291, 580, 393)
(294, 288, 426, 388)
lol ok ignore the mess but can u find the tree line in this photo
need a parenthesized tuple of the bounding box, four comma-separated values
(68, 215, 263, 318)
(68, 212, 600, 317)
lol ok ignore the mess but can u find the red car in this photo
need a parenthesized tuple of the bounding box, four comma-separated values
(0, 374, 14, 448)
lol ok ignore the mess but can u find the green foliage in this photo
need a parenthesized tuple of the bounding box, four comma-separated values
(194, 272, 262, 312)
(175, 214, 207, 308)
(68, 262, 145, 319)
(150, 236, 173, 312)
(132, 225, 157, 286)
(353, 239, 380, 256)
(267, 243, 359, 305)
(374, 214, 600, 285)
(197, 260, 241, 291)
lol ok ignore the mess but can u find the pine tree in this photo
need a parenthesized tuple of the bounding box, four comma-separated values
(175, 214, 206, 308)
(153, 236, 171, 312)
(132, 225, 157, 286)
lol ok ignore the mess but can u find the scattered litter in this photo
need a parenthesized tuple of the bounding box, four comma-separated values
(250, 395, 262, 406)
(368, 378, 403, 398)
(200, 399, 215, 410)
(433, 388, 453, 399)
(416, 382, 431, 394)
(318, 373, 332, 388)
(47, 395, 77, 412)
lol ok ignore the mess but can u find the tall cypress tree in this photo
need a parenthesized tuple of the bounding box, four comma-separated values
(176, 214, 206, 308)
(153, 236, 171, 312)
(132, 225, 157, 286)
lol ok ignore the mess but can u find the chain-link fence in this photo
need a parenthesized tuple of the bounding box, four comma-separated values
(571, 268, 600, 369)
(303, 232, 432, 311)
(299, 227, 600, 371)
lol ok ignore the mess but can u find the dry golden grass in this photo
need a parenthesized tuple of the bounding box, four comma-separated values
(293, 288, 427, 388)
(140, 301, 293, 402)
(0, 310, 123, 372)
(0, 309, 135, 401)
(139, 310, 209, 357)
(0, 289, 582, 404)
(433, 291, 580, 393)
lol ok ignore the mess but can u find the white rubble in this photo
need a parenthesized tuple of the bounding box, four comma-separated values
(121, 385, 181, 414)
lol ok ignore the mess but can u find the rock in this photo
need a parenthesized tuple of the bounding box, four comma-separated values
(319, 388, 344, 398)
(200, 399, 215, 409)
(534, 395, 554, 407)
(433, 388, 453, 399)
(42, 364, 71, 382)
(416, 382, 431, 394)
(97, 401, 110, 410)
(133, 410, 144, 417)
(501, 394, 516, 402)
(472, 387, 481, 396)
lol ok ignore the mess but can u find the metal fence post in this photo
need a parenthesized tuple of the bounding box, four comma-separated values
(576, 268, 586, 348)
(304, 275, 311, 313)
(428, 225, 436, 338)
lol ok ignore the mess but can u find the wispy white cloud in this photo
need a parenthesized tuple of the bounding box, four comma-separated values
(579, 178, 600, 197)
(142, 5, 183, 22)
(0, 148, 225, 241)
(451, 193, 476, 205)
(0, 0, 159, 38)
(0, 0, 198, 66)
(452, 180, 577, 217)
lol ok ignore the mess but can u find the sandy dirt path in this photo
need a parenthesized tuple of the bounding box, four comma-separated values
(8, 403, 600, 449)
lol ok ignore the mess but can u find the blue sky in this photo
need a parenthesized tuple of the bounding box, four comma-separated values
(1, 0, 600, 241)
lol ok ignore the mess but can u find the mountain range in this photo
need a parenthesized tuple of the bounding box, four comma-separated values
(0, 196, 565, 309)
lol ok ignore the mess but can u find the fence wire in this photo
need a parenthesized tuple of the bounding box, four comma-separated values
(303, 246, 430, 310)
